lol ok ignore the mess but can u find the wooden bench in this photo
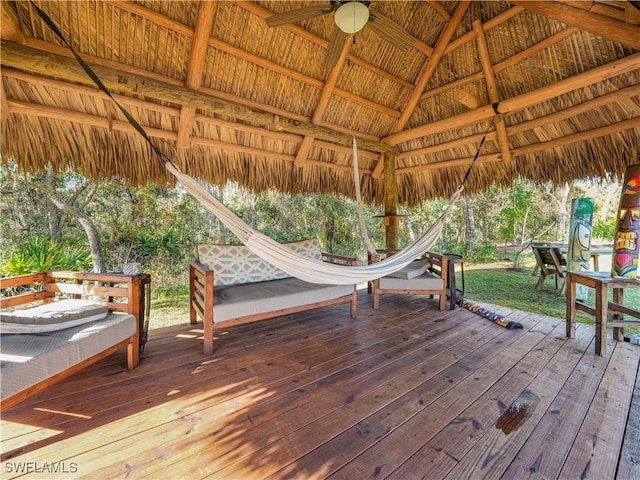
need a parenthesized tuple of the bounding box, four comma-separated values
(566, 271, 640, 356)
(0, 271, 145, 409)
(189, 239, 358, 355)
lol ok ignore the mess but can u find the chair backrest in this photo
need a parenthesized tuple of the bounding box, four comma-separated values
(532, 244, 566, 274)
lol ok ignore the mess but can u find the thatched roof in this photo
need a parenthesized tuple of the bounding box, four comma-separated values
(1, 1, 639, 206)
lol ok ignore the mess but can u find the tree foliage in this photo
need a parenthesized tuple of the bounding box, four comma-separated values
(0, 164, 620, 279)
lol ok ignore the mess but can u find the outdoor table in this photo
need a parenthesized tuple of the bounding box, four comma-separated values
(566, 271, 640, 356)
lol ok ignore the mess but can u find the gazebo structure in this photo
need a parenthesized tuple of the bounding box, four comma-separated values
(1, 1, 639, 248)
(1, 2, 640, 478)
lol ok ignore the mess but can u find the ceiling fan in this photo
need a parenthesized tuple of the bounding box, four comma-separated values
(266, 1, 416, 70)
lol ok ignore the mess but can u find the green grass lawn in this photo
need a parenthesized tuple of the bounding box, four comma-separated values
(461, 266, 640, 333)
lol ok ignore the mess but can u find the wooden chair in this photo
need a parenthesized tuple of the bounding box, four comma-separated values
(532, 243, 567, 290)
(369, 250, 450, 310)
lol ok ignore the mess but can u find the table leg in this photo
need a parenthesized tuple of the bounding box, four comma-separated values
(595, 281, 607, 356)
(612, 287, 625, 341)
(566, 274, 577, 339)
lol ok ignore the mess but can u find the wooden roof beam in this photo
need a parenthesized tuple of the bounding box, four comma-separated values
(109, 0, 403, 118)
(2, 68, 381, 163)
(0, 41, 394, 153)
(1, 1, 26, 44)
(295, 33, 352, 167)
(473, 19, 512, 163)
(7, 98, 375, 175)
(512, 1, 640, 50)
(177, 1, 216, 149)
(398, 117, 640, 174)
(397, 83, 639, 162)
(373, 1, 470, 177)
(391, 1, 471, 135)
(385, 52, 640, 145)
(423, 26, 579, 102)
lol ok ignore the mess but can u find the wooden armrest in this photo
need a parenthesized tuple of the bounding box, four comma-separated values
(322, 252, 357, 266)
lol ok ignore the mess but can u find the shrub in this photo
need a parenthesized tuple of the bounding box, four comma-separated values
(1, 236, 92, 275)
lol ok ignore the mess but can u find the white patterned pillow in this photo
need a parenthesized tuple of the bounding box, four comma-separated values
(197, 239, 323, 287)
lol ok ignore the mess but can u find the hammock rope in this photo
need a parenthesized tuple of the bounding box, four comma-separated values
(33, 2, 482, 285)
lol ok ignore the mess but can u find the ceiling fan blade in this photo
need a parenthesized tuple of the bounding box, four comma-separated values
(266, 5, 333, 27)
(368, 12, 416, 50)
(323, 28, 348, 71)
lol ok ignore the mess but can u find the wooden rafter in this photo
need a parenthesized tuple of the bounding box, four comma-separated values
(2, 67, 383, 163)
(513, 1, 640, 50)
(397, 117, 640, 175)
(109, 1, 403, 120)
(0, 1, 26, 44)
(7, 98, 377, 175)
(385, 52, 640, 145)
(177, 1, 216, 149)
(372, 1, 470, 177)
(391, 1, 471, 135)
(423, 26, 579, 101)
(295, 33, 352, 167)
(1, 40, 395, 153)
(473, 19, 512, 163)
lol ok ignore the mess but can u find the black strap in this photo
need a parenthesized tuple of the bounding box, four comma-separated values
(31, 1, 173, 166)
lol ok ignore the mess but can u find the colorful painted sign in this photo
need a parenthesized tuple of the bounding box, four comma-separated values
(567, 198, 594, 300)
(612, 165, 640, 278)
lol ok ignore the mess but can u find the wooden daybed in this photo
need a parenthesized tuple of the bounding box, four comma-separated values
(189, 239, 358, 355)
(0, 271, 145, 409)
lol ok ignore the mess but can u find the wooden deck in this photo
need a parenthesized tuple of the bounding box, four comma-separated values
(1, 294, 639, 479)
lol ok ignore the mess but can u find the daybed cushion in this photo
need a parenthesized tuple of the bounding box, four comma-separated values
(0, 299, 109, 334)
(197, 239, 324, 287)
(213, 277, 353, 323)
(0, 313, 136, 401)
(379, 271, 444, 290)
(387, 259, 429, 279)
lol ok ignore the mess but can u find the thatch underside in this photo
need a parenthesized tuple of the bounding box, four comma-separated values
(1, 1, 639, 206)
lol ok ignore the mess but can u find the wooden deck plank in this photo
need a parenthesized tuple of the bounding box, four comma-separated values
(327, 316, 556, 480)
(85, 310, 481, 479)
(387, 317, 576, 480)
(499, 338, 616, 479)
(1, 299, 444, 460)
(0, 296, 637, 480)
(560, 341, 640, 480)
(437, 322, 596, 480)
(617, 360, 640, 480)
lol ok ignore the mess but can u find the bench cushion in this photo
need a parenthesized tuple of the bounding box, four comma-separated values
(379, 271, 444, 290)
(387, 259, 429, 279)
(0, 299, 109, 334)
(197, 239, 324, 287)
(213, 277, 353, 323)
(0, 313, 136, 401)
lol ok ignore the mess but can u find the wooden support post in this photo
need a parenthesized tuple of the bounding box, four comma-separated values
(383, 151, 398, 251)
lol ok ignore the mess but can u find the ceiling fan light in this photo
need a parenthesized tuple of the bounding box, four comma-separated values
(334, 2, 369, 34)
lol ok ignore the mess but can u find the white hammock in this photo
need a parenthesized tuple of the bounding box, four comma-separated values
(166, 162, 463, 285)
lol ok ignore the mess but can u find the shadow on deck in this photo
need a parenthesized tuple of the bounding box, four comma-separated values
(1, 294, 639, 479)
